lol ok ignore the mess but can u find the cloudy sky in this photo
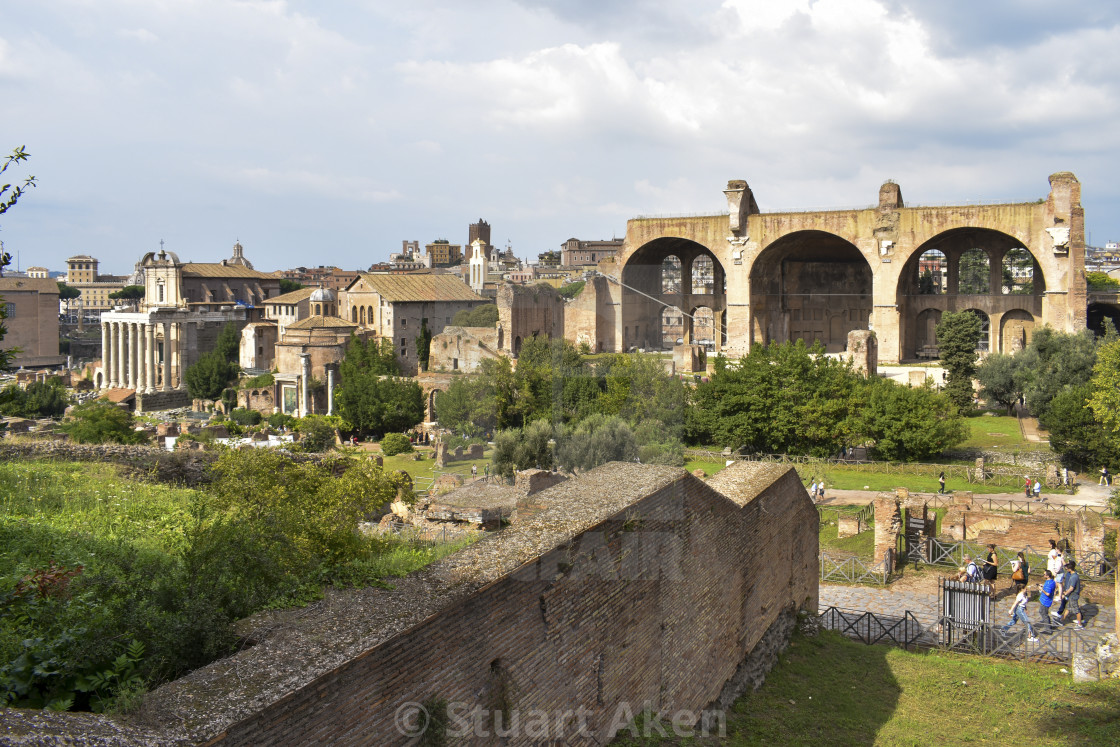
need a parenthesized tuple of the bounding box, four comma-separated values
(2, 0, 1118, 275)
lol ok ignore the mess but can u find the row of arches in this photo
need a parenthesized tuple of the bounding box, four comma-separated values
(351, 305, 376, 325)
(621, 227, 1052, 359)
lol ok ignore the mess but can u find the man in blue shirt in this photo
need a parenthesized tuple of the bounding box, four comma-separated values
(1037, 570, 1057, 633)
(1061, 561, 1084, 630)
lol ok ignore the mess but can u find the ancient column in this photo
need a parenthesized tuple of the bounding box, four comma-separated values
(174, 323, 187, 390)
(145, 323, 156, 393)
(326, 367, 334, 416)
(989, 247, 1006, 296)
(128, 323, 139, 389)
(873, 493, 902, 569)
(299, 353, 311, 417)
(115, 322, 126, 388)
(161, 321, 172, 392)
(101, 322, 111, 389)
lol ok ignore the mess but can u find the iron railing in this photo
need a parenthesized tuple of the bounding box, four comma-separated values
(934, 617, 1099, 663)
(818, 606, 924, 649)
(819, 551, 893, 585)
(904, 537, 1052, 577)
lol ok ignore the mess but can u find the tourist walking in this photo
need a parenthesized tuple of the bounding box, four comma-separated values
(816, 480, 825, 500)
(1060, 561, 1085, 629)
(983, 543, 999, 593)
(1001, 585, 1038, 641)
(1011, 550, 1029, 593)
(809, 479, 818, 501)
(1038, 570, 1057, 633)
(1023, 476, 1032, 498)
(938, 471, 946, 494)
(1032, 479, 1042, 501)
(1100, 466, 1110, 486)
(1047, 539, 1064, 577)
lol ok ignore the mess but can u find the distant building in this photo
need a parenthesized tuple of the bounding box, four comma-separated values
(425, 240, 463, 267)
(25, 266, 50, 279)
(0, 276, 64, 367)
(537, 250, 561, 267)
(468, 219, 494, 262)
(279, 266, 361, 292)
(342, 273, 486, 375)
(65, 255, 129, 316)
(560, 238, 623, 267)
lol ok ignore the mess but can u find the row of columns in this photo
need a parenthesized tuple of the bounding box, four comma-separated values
(101, 319, 190, 393)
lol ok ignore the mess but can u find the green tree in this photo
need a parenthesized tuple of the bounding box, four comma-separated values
(60, 400, 146, 444)
(976, 352, 1021, 413)
(57, 282, 81, 301)
(0, 377, 70, 418)
(1088, 338, 1120, 461)
(958, 249, 990, 294)
(335, 335, 423, 437)
(917, 269, 935, 295)
(935, 310, 982, 411)
(1, 146, 37, 369)
(491, 419, 554, 478)
(451, 304, 499, 327)
(295, 414, 336, 452)
(858, 378, 968, 461)
(278, 278, 303, 294)
(380, 432, 412, 456)
(1016, 327, 1099, 420)
(554, 414, 638, 471)
(108, 285, 145, 302)
(184, 352, 237, 400)
(214, 322, 240, 364)
(688, 340, 865, 456)
(1086, 271, 1120, 292)
(1045, 384, 1115, 469)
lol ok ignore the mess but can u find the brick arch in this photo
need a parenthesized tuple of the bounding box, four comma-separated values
(749, 230, 871, 353)
(620, 237, 726, 351)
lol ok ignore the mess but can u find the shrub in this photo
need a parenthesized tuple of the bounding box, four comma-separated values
(295, 415, 336, 452)
(59, 401, 146, 445)
(380, 432, 413, 456)
(229, 408, 262, 426)
(240, 373, 274, 389)
(268, 412, 295, 429)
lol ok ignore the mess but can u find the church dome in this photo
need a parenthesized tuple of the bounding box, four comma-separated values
(309, 286, 336, 303)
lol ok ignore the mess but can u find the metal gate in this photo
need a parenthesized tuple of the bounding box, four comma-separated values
(937, 578, 992, 649)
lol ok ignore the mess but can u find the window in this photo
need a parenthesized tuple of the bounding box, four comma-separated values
(4, 303, 14, 318)
(401, 318, 406, 327)
(400, 337, 406, 346)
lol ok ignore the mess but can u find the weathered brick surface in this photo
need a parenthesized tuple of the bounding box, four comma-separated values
(1, 462, 817, 746)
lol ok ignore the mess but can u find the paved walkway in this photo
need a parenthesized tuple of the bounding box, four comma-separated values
(818, 486, 1110, 509)
(820, 583, 1115, 648)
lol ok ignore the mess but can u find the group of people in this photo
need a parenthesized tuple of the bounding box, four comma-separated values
(807, 479, 825, 502)
(1022, 476, 1043, 500)
(960, 539, 1085, 640)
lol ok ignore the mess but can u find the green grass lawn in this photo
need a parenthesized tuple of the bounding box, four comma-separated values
(818, 509, 875, 557)
(378, 448, 494, 488)
(613, 630, 1120, 745)
(960, 412, 1048, 451)
(798, 464, 1059, 496)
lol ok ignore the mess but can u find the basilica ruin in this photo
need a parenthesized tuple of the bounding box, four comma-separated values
(567, 172, 1087, 362)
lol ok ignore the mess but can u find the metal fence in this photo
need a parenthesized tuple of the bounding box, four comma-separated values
(903, 537, 1114, 581)
(820, 551, 893, 585)
(380, 520, 460, 545)
(818, 606, 923, 648)
(934, 617, 1099, 663)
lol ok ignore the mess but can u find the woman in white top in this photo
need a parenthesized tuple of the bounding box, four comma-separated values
(1000, 586, 1038, 641)
(1047, 539, 1065, 576)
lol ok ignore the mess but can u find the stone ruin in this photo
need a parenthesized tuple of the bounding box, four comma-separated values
(2, 462, 819, 745)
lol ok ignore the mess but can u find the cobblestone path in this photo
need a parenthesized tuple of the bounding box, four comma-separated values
(820, 583, 1115, 649)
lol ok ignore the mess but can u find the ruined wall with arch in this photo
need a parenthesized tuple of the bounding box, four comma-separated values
(602, 174, 1086, 363)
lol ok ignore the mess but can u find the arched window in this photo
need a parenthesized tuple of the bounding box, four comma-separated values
(661, 256, 681, 294)
(958, 249, 990, 295)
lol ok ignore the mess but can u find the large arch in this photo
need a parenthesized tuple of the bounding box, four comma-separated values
(897, 228, 1046, 360)
(748, 230, 871, 353)
(1088, 302, 1120, 337)
(620, 237, 726, 351)
(999, 309, 1035, 353)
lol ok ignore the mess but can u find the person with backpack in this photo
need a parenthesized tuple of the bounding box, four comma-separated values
(1061, 561, 1085, 630)
(1011, 550, 1029, 593)
(1001, 585, 1038, 641)
(964, 555, 982, 584)
(1037, 570, 1057, 634)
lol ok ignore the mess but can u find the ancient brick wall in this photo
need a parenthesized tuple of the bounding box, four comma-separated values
(563, 275, 618, 353)
(428, 325, 500, 372)
(11, 463, 815, 745)
(497, 282, 564, 357)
